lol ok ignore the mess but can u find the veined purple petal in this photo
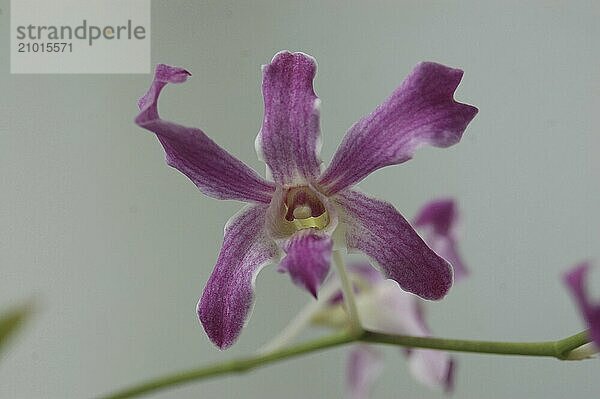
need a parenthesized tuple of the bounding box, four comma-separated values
(198, 204, 278, 349)
(137, 64, 275, 203)
(563, 262, 600, 346)
(335, 190, 453, 300)
(319, 62, 478, 194)
(256, 51, 322, 185)
(278, 232, 333, 297)
(346, 345, 383, 399)
(414, 198, 468, 282)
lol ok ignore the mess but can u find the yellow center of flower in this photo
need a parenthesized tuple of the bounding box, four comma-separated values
(283, 186, 329, 231)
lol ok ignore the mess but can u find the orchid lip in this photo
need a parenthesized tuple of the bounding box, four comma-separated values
(282, 186, 330, 231)
(285, 207, 329, 230)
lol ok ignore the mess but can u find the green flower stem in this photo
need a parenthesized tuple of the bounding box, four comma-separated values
(361, 330, 590, 359)
(100, 329, 590, 399)
(332, 251, 362, 332)
(100, 331, 356, 399)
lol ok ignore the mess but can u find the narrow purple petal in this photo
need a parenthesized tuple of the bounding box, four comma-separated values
(256, 51, 322, 185)
(278, 232, 333, 297)
(563, 262, 600, 346)
(346, 345, 384, 399)
(198, 204, 277, 349)
(414, 198, 468, 282)
(319, 62, 478, 194)
(335, 190, 453, 300)
(137, 64, 275, 203)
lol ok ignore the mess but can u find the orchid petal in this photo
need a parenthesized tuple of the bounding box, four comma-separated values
(198, 204, 278, 349)
(319, 62, 478, 194)
(256, 51, 322, 185)
(408, 349, 455, 393)
(563, 262, 600, 346)
(346, 345, 384, 399)
(137, 64, 275, 203)
(278, 232, 333, 297)
(357, 279, 426, 334)
(335, 190, 453, 300)
(414, 198, 468, 282)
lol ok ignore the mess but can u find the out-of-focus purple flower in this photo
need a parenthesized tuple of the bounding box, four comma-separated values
(347, 345, 384, 399)
(136, 52, 477, 349)
(414, 198, 468, 282)
(333, 264, 454, 398)
(563, 262, 600, 346)
(331, 199, 465, 397)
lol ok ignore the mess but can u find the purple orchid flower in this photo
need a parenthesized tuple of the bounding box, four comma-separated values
(563, 262, 600, 347)
(136, 51, 477, 349)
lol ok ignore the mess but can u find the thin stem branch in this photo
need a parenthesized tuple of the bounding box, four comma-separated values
(360, 330, 590, 359)
(332, 251, 362, 332)
(258, 281, 341, 353)
(99, 329, 591, 399)
(100, 331, 358, 399)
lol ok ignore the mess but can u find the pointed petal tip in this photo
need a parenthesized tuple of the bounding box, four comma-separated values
(564, 261, 592, 287)
(462, 103, 479, 127)
(418, 273, 453, 301)
(444, 358, 456, 393)
(307, 283, 319, 299)
(563, 261, 600, 347)
(197, 300, 231, 350)
(136, 64, 191, 113)
(413, 197, 458, 230)
(197, 297, 237, 351)
(278, 233, 332, 298)
(154, 63, 192, 83)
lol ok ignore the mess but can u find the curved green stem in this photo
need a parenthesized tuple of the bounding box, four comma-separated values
(332, 251, 362, 332)
(99, 329, 590, 399)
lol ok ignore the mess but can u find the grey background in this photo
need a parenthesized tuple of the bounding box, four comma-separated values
(1, 1, 599, 398)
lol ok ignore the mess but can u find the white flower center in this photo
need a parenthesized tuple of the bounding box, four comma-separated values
(292, 205, 312, 220)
